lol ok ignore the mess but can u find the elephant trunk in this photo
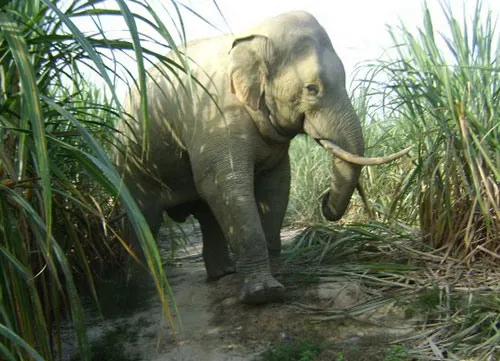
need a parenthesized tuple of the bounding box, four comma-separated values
(304, 98, 365, 222)
(321, 156, 362, 221)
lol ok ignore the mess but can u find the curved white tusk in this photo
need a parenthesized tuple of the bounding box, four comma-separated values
(319, 139, 411, 166)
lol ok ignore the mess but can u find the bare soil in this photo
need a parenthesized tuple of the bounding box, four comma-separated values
(63, 222, 414, 361)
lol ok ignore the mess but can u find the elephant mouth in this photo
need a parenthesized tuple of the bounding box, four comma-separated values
(265, 107, 302, 139)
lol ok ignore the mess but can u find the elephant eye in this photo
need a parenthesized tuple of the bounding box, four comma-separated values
(304, 84, 319, 96)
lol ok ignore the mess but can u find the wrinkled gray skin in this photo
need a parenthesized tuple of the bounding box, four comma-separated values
(117, 11, 364, 304)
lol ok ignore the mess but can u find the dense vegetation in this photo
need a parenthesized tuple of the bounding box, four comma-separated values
(0, 0, 183, 360)
(286, 2, 499, 359)
(288, 1, 499, 263)
(0, 0, 498, 360)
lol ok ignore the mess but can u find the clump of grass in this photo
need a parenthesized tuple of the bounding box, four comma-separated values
(382, 345, 409, 361)
(332, 344, 411, 361)
(283, 221, 418, 266)
(401, 288, 500, 360)
(364, 0, 499, 262)
(289, 222, 499, 360)
(330, 343, 410, 361)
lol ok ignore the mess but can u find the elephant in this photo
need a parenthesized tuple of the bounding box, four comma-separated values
(116, 11, 407, 304)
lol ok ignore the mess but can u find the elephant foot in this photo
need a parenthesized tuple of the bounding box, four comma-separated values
(205, 262, 236, 280)
(240, 273, 285, 304)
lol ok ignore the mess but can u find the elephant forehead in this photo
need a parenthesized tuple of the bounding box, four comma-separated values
(280, 47, 345, 89)
(319, 48, 346, 86)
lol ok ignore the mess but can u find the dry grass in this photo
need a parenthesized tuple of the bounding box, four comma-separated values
(285, 223, 499, 360)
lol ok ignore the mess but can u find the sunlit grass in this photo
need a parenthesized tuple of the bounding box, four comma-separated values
(376, 1, 498, 261)
(338, 0, 499, 262)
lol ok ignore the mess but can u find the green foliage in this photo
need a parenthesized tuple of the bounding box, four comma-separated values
(260, 340, 321, 361)
(355, 0, 499, 261)
(382, 345, 409, 361)
(415, 283, 442, 313)
(331, 344, 410, 361)
(0, 0, 193, 360)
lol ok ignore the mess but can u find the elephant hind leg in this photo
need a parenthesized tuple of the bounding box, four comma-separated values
(191, 201, 236, 280)
(125, 196, 165, 255)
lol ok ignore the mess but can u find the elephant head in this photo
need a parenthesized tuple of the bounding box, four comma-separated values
(228, 11, 409, 221)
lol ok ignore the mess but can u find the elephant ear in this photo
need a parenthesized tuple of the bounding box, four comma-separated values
(228, 35, 274, 111)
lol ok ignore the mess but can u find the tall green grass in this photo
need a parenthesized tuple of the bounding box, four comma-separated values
(366, 0, 499, 262)
(289, 1, 499, 263)
(0, 1, 197, 360)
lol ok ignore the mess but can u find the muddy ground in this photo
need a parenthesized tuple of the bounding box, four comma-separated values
(63, 221, 414, 361)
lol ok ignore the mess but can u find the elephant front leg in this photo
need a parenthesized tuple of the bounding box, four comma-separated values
(255, 155, 291, 275)
(195, 164, 285, 304)
(236, 225, 285, 304)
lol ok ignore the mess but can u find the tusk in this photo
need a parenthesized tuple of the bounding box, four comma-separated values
(319, 139, 411, 166)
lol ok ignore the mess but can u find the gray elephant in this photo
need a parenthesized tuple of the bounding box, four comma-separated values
(117, 11, 406, 304)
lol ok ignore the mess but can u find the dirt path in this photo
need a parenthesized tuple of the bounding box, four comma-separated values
(157, 262, 264, 361)
(64, 223, 414, 361)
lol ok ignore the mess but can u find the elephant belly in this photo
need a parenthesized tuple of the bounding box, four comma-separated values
(153, 154, 198, 205)
(123, 141, 199, 210)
